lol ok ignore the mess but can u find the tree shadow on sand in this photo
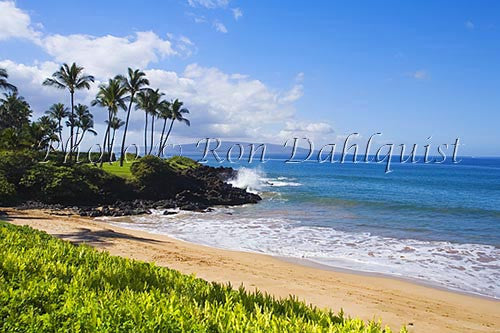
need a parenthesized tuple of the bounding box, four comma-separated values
(54, 227, 162, 247)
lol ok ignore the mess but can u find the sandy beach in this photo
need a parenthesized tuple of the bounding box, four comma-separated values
(3, 208, 499, 333)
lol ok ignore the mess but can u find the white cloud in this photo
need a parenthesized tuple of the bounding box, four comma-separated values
(278, 72, 304, 103)
(232, 8, 243, 20)
(465, 20, 474, 30)
(2, 58, 325, 145)
(413, 70, 429, 80)
(0, 2, 194, 78)
(0, 1, 331, 146)
(282, 121, 333, 134)
(144, 64, 301, 139)
(41, 31, 182, 78)
(213, 20, 228, 33)
(186, 12, 208, 24)
(0, 1, 40, 41)
(277, 121, 335, 145)
(187, 0, 230, 9)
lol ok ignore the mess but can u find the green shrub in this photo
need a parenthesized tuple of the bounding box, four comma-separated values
(0, 175, 16, 205)
(0, 222, 402, 332)
(0, 150, 38, 184)
(165, 155, 200, 172)
(78, 164, 135, 202)
(19, 164, 99, 205)
(18, 163, 134, 205)
(130, 155, 181, 199)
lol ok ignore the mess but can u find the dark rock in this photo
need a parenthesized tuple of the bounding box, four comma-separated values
(16, 164, 261, 217)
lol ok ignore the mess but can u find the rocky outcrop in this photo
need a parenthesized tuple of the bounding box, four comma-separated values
(19, 165, 261, 217)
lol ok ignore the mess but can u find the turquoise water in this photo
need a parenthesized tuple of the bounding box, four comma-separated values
(112, 157, 500, 298)
(236, 158, 500, 246)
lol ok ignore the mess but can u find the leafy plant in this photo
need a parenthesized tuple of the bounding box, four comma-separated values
(165, 156, 200, 172)
(130, 155, 183, 198)
(0, 175, 16, 205)
(0, 222, 404, 332)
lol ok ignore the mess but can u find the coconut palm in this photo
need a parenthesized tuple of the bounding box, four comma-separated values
(31, 116, 59, 150)
(116, 68, 149, 166)
(73, 104, 91, 145)
(0, 68, 17, 92)
(157, 100, 172, 156)
(45, 103, 69, 152)
(135, 88, 163, 155)
(43, 63, 94, 155)
(106, 116, 125, 153)
(148, 89, 164, 155)
(91, 78, 127, 165)
(162, 99, 190, 149)
(74, 104, 96, 147)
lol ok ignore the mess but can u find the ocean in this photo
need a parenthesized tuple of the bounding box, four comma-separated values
(107, 156, 500, 299)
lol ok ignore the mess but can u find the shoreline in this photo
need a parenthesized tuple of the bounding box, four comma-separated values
(107, 217, 499, 302)
(278, 256, 500, 302)
(2, 208, 499, 332)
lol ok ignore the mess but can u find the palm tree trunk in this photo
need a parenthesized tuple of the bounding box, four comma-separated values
(99, 124, 110, 167)
(73, 125, 81, 162)
(76, 130, 87, 147)
(158, 118, 167, 157)
(144, 112, 148, 156)
(163, 119, 175, 151)
(119, 96, 134, 166)
(110, 129, 116, 152)
(74, 127, 80, 149)
(58, 120, 64, 153)
(69, 91, 74, 159)
(107, 111, 113, 160)
(149, 115, 155, 155)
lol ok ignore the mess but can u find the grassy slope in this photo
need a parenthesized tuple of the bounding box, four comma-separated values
(100, 156, 200, 179)
(101, 161, 133, 179)
(0, 221, 402, 332)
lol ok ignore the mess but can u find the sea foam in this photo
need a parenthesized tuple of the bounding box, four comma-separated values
(112, 207, 500, 299)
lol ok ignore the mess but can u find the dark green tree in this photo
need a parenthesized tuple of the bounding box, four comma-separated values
(0, 92, 32, 131)
(0, 68, 17, 92)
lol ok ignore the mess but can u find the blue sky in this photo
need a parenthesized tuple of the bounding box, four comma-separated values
(0, 0, 499, 155)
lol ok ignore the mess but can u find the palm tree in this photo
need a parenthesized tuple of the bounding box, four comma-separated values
(148, 89, 164, 155)
(157, 100, 172, 157)
(135, 88, 163, 155)
(74, 113, 97, 148)
(73, 104, 91, 145)
(45, 103, 69, 153)
(162, 99, 190, 150)
(106, 116, 125, 153)
(116, 68, 149, 166)
(32, 116, 59, 150)
(43, 63, 94, 155)
(73, 104, 96, 147)
(0, 68, 17, 92)
(91, 78, 127, 165)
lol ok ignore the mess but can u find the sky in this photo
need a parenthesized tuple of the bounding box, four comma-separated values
(0, 0, 499, 156)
